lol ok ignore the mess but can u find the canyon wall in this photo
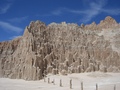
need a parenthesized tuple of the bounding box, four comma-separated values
(0, 16, 120, 80)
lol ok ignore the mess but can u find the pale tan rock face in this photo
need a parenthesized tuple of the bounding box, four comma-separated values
(0, 16, 120, 80)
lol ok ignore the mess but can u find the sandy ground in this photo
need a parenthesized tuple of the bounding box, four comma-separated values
(0, 72, 120, 90)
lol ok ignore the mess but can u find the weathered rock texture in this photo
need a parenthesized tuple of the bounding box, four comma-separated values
(0, 16, 120, 80)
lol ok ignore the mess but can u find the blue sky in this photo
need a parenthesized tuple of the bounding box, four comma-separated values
(0, 0, 120, 41)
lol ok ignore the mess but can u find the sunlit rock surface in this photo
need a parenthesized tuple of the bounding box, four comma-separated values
(0, 16, 120, 80)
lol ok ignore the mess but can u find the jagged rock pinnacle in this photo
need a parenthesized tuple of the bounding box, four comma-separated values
(84, 16, 119, 30)
(98, 16, 118, 29)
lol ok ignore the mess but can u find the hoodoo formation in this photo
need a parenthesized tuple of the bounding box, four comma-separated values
(0, 16, 120, 80)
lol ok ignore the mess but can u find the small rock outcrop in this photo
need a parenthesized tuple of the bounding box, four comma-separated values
(0, 16, 120, 80)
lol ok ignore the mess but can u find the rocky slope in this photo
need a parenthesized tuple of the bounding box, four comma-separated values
(0, 16, 120, 80)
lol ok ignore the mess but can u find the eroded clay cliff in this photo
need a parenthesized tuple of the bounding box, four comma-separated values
(0, 16, 120, 80)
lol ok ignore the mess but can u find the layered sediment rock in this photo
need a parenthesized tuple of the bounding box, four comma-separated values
(0, 16, 120, 80)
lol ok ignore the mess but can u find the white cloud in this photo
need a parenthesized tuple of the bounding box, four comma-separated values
(49, 0, 120, 23)
(80, 0, 120, 23)
(50, 0, 106, 23)
(52, 8, 69, 15)
(81, 0, 106, 22)
(0, 21, 23, 33)
(8, 16, 28, 23)
(0, 4, 11, 14)
(52, 9, 62, 15)
(6, 0, 15, 2)
(102, 9, 120, 15)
